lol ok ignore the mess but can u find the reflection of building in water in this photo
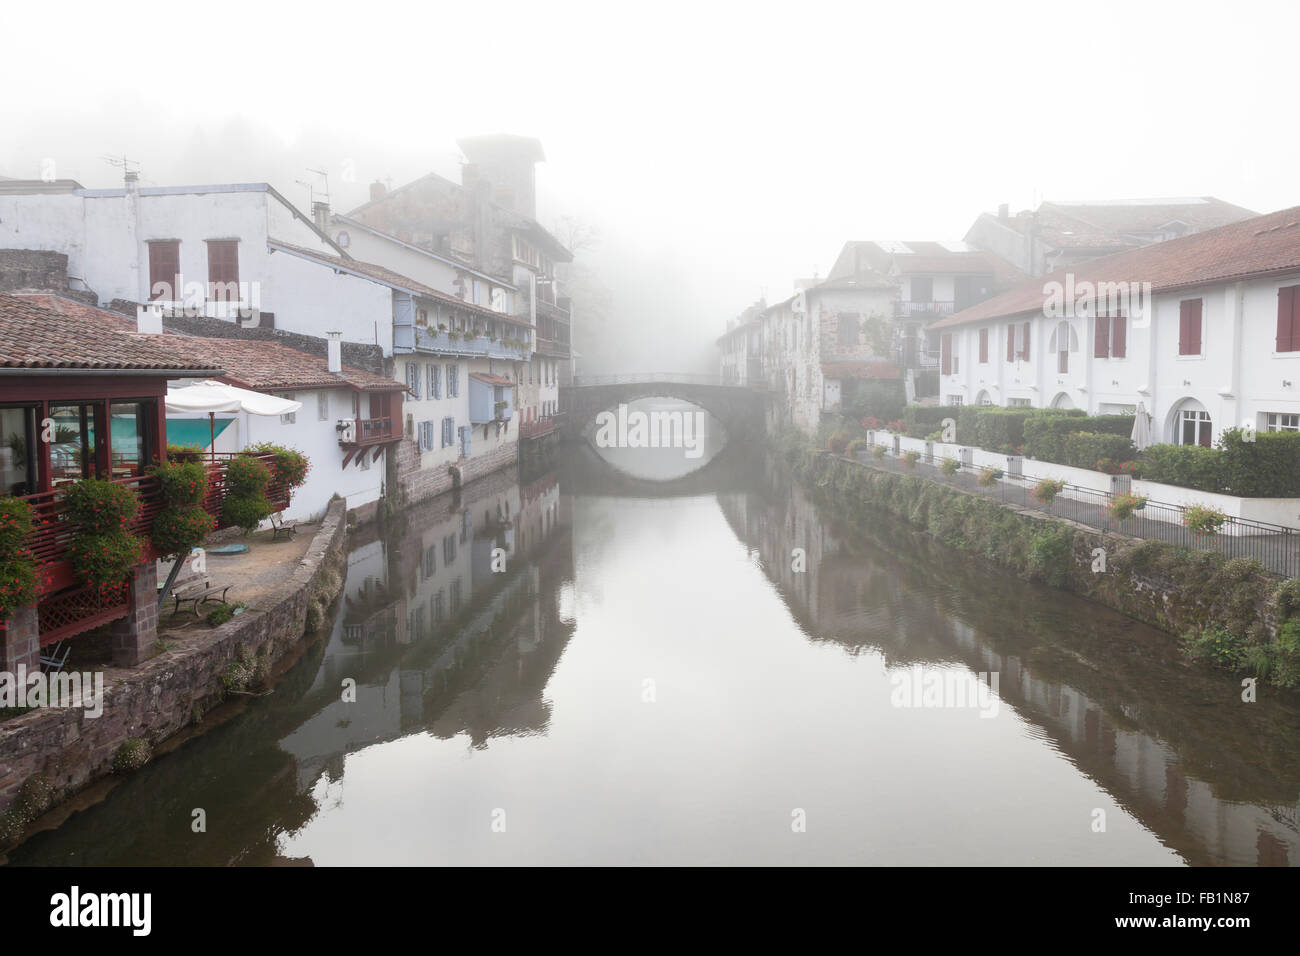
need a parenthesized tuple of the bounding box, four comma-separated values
(718, 472, 1300, 866)
(280, 467, 575, 787)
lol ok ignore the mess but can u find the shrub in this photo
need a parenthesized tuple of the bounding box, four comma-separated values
(827, 432, 850, 454)
(1024, 414, 1134, 463)
(940, 457, 960, 475)
(886, 420, 903, 433)
(1182, 625, 1246, 668)
(902, 450, 921, 468)
(152, 460, 208, 507)
(247, 443, 310, 492)
(846, 380, 905, 423)
(977, 467, 1003, 487)
(152, 506, 215, 557)
(63, 478, 138, 534)
(1139, 443, 1227, 492)
(1109, 492, 1147, 521)
(1118, 460, 1143, 479)
(872, 444, 887, 459)
(1033, 478, 1066, 506)
(1183, 504, 1227, 537)
(1216, 428, 1300, 497)
(165, 444, 204, 463)
(1027, 525, 1075, 587)
(112, 738, 152, 773)
(860, 416, 884, 430)
(847, 438, 868, 455)
(221, 455, 273, 532)
(206, 601, 245, 627)
(1062, 432, 1136, 468)
(0, 497, 37, 622)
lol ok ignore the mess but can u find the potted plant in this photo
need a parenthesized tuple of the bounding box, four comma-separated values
(940, 457, 960, 476)
(1183, 504, 1227, 538)
(977, 466, 1003, 487)
(1033, 478, 1066, 507)
(1109, 492, 1148, 522)
(903, 450, 921, 469)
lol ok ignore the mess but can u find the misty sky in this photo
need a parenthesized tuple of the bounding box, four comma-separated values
(4, 0, 1298, 373)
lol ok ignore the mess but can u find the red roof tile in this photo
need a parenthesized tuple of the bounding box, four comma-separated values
(0, 294, 221, 372)
(932, 205, 1300, 329)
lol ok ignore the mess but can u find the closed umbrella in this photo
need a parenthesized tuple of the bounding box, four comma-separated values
(1131, 401, 1153, 451)
(165, 380, 303, 459)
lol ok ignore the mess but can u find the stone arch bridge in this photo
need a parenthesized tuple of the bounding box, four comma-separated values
(559, 374, 766, 440)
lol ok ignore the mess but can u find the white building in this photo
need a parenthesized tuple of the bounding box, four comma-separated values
(929, 205, 1300, 446)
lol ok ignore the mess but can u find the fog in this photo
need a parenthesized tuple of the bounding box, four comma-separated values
(4, 0, 1299, 374)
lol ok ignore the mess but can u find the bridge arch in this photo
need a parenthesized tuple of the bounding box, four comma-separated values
(560, 374, 767, 442)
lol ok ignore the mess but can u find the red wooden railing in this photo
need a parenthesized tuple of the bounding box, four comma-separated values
(20, 452, 288, 598)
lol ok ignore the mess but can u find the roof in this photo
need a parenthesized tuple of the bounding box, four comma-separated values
(7, 294, 403, 392)
(0, 294, 222, 373)
(144, 336, 406, 393)
(821, 361, 903, 381)
(931, 204, 1300, 329)
(330, 214, 516, 289)
(470, 372, 514, 386)
(828, 240, 1006, 280)
(268, 240, 531, 327)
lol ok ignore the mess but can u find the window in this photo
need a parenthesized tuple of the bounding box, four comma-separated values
(447, 364, 460, 398)
(1265, 412, 1300, 432)
(1055, 321, 1071, 374)
(978, 328, 989, 364)
(838, 313, 859, 347)
(1276, 285, 1300, 352)
(428, 363, 441, 399)
(1008, 397, 1032, 407)
(1178, 299, 1203, 355)
(422, 544, 437, 579)
(206, 240, 238, 300)
(441, 416, 454, 448)
(406, 362, 422, 399)
(0, 406, 38, 495)
(1180, 409, 1212, 447)
(317, 391, 329, 421)
(148, 241, 180, 300)
(945, 395, 963, 406)
(443, 534, 456, 566)
(280, 393, 296, 425)
(1018, 321, 1030, 361)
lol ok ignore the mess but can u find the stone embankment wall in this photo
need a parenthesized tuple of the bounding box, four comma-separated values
(0, 498, 349, 840)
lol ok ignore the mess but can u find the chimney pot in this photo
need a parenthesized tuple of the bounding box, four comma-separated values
(369, 180, 386, 202)
(312, 200, 330, 232)
(327, 331, 342, 373)
(136, 303, 162, 334)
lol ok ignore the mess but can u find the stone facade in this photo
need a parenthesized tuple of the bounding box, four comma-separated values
(0, 498, 349, 827)
(0, 249, 97, 303)
(0, 608, 39, 672)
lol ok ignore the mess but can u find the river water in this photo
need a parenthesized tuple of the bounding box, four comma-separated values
(8, 407, 1300, 866)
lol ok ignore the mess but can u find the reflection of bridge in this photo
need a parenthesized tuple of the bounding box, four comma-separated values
(561, 373, 766, 438)
(558, 440, 767, 499)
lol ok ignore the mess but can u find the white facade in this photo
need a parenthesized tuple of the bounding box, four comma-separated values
(935, 270, 1300, 445)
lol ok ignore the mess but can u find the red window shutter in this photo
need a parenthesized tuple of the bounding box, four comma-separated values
(1279, 286, 1297, 352)
(979, 328, 988, 364)
(1006, 325, 1015, 361)
(941, 334, 952, 375)
(1179, 299, 1203, 355)
(1094, 315, 1110, 358)
(1021, 322, 1030, 361)
(148, 241, 180, 300)
(1112, 315, 1126, 357)
(207, 241, 239, 296)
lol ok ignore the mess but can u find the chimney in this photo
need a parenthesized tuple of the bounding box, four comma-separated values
(997, 203, 1009, 221)
(124, 169, 139, 194)
(136, 303, 162, 334)
(462, 163, 479, 188)
(312, 200, 330, 232)
(369, 180, 386, 202)
(327, 331, 342, 373)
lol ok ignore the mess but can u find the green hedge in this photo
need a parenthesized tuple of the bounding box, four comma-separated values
(1062, 432, 1137, 469)
(1137, 429, 1300, 497)
(1024, 414, 1135, 462)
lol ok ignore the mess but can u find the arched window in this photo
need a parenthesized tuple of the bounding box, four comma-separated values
(1175, 399, 1213, 447)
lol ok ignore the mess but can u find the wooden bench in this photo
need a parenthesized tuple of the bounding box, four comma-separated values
(270, 512, 297, 540)
(172, 582, 233, 618)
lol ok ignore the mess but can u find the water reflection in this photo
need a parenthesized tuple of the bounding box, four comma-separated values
(587, 397, 727, 482)
(7, 450, 1299, 866)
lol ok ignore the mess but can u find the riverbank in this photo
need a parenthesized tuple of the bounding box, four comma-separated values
(0, 497, 350, 849)
(782, 437, 1300, 690)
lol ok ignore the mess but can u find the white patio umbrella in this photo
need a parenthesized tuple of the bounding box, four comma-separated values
(165, 380, 303, 458)
(1131, 401, 1154, 451)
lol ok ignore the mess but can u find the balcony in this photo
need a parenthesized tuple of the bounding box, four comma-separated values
(520, 414, 562, 440)
(536, 297, 571, 324)
(895, 300, 955, 318)
(407, 325, 531, 362)
(535, 336, 571, 359)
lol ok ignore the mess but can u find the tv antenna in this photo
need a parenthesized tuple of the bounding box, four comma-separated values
(296, 167, 330, 208)
(101, 154, 140, 176)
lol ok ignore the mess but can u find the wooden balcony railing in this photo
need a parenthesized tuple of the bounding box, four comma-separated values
(21, 452, 288, 597)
